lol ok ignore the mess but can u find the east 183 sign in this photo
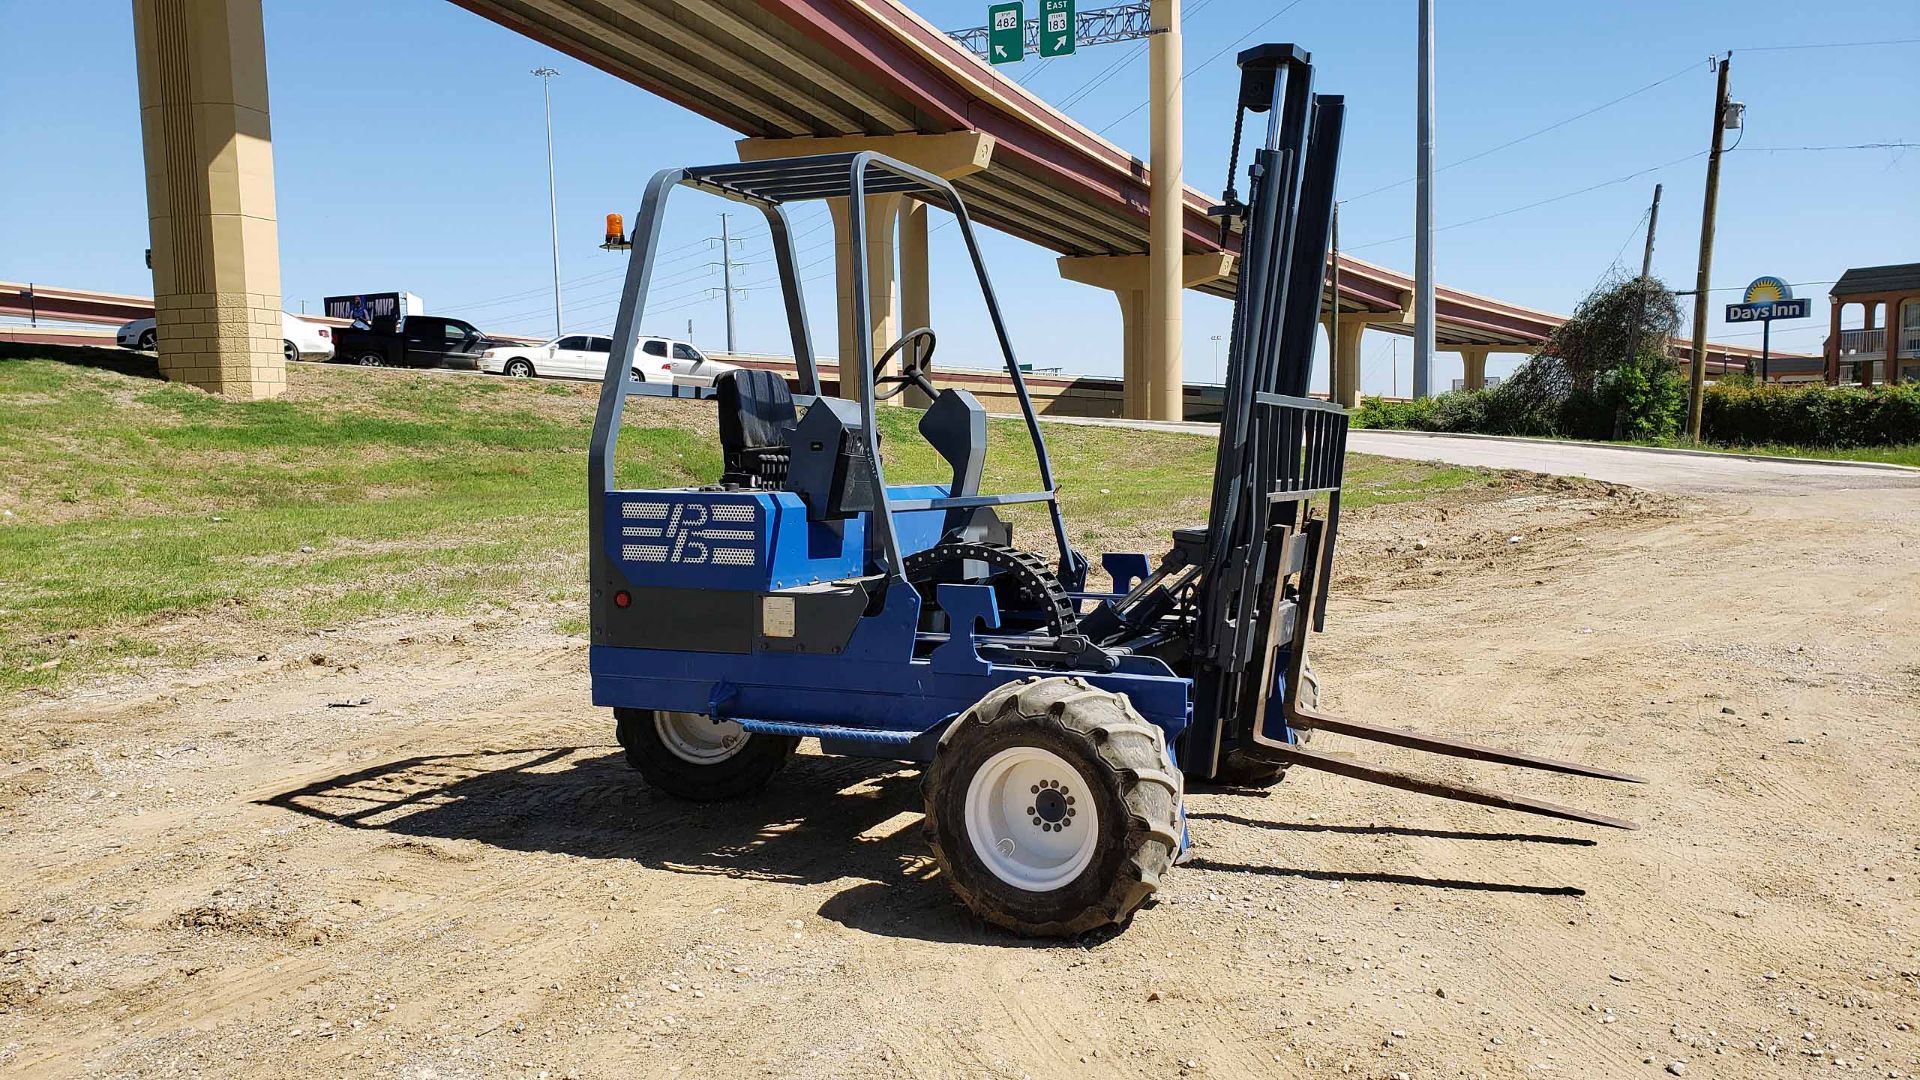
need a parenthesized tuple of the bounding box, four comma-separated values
(1040, 0, 1075, 57)
(988, 2, 1024, 64)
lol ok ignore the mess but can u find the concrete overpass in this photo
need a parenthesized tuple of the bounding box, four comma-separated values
(118, 0, 1791, 410)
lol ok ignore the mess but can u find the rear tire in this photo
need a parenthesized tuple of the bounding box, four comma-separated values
(1214, 664, 1319, 787)
(355, 351, 384, 367)
(283, 340, 298, 364)
(614, 708, 796, 801)
(924, 677, 1181, 937)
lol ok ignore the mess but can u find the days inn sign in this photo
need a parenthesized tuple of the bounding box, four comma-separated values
(1725, 276, 1809, 322)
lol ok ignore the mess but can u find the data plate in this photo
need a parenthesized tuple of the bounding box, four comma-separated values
(762, 595, 797, 638)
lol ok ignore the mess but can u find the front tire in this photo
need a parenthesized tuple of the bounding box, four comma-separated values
(615, 708, 796, 801)
(138, 329, 157, 351)
(504, 358, 535, 378)
(924, 677, 1182, 937)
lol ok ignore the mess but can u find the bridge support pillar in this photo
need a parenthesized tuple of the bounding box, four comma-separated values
(132, 0, 285, 399)
(1059, 253, 1234, 420)
(737, 132, 993, 405)
(898, 199, 933, 407)
(1455, 346, 1491, 391)
(1322, 316, 1367, 408)
(1322, 308, 1412, 407)
(1146, 0, 1186, 423)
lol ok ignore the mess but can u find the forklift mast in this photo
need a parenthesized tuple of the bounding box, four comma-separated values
(1184, 45, 1348, 777)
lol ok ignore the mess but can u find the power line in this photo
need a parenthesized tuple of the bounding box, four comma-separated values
(1734, 37, 1920, 52)
(1342, 60, 1700, 204)
(1738, 142, 1918, 152)
(1347, 150, 1707, 251)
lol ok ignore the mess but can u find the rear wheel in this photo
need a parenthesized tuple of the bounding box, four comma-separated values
(1214, 664, 1319, 787)
(615, 708, 796, 801)
(355, 351, 384, 367)
(283, 339, 298, 364)
(504, 358, 535, 378)
(924, 677, 1182, 937)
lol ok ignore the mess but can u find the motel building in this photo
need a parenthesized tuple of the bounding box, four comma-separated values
(1827, 262, 1920, 386)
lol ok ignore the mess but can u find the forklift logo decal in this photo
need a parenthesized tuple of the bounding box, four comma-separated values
(620, 501, 757, 566)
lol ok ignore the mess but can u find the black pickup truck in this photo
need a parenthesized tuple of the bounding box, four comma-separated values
(330, 315, 501, 369)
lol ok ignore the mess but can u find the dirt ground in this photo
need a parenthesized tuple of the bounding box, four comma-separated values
(3, 473, 1917, 1079)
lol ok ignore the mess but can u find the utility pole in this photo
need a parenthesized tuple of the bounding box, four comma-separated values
(1626, 183, 1663, 372)
(531, 67, 563, 341)
(1687, 54, 1731, 440)
(1146, 0, 1184, 421)
(1412, 0, 1436, 400)
(709, 212, 740, 353)
(1328, 201, 1344, 403)
(1640, 183, 1662, 280)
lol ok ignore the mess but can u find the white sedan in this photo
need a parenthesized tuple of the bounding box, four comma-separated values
(478, 334, 673, 383)
(639, 337, 738, 385)
(117, 312, 334, 363)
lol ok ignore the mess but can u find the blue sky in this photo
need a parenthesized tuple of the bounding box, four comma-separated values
(2, 0, 1915, 394)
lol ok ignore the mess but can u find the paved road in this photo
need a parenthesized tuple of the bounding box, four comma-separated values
(1345, 430, 1920, 496)
(1027, 414, 1920, 496)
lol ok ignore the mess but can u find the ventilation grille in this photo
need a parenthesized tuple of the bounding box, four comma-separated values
(617, 499, 760, 570)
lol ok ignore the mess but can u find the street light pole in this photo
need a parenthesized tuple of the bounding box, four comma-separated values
(532, 67, 563, 341)
(1412, 0, 1436, 400)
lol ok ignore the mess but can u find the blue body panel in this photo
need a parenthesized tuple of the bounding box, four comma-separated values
(591, 485, 1197, 760)
(605, 484, 952, 591)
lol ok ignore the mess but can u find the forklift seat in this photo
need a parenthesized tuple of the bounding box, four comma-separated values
(716, 368, 797, 487)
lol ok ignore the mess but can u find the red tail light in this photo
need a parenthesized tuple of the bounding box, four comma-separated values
(613, 590, 631, 609)
(319, 328, 330, 338)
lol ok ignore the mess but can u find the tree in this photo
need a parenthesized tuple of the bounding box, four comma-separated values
(1501, 274, 1687, 440)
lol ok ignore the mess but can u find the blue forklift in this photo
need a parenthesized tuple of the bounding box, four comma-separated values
(587, 45, 1641, 936)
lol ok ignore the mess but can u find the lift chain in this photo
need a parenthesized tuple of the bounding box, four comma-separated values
(903, 542, 1080, 637)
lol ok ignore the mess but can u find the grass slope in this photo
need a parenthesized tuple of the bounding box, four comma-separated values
(0, 351, 1485, 694)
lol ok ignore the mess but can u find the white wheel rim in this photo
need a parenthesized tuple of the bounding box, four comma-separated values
(654, 711, 748, 765)
(963, 746, 1099, 893)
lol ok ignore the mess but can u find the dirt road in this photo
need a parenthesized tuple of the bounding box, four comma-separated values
(3, 473, 1917, 1079)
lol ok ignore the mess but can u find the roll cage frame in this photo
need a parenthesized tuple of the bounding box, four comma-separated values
(586, 152, 1085, 594)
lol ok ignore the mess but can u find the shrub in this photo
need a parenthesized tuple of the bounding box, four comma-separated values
(1595, 358, 1688, 441)
(1353, 395, 1436, 430)
(1702, 382, 1920, 448)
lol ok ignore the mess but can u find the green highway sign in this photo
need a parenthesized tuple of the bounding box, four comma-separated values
(988, 1, 1024, 64)
(1039, 0, 1075, 57)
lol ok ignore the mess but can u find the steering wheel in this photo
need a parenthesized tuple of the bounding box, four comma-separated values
(873, 327, 938, 401)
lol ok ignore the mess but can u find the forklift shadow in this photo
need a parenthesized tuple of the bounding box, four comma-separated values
(262, 744, 1021, 944)
(261, 746, 1586, 940)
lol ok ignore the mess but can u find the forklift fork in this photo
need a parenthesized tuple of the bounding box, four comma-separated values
(1243, 504, 1645, 831)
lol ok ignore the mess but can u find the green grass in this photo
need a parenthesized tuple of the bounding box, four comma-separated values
(0, 350, 1486, 694)
(1658, 441, 1920, 467)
